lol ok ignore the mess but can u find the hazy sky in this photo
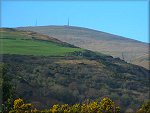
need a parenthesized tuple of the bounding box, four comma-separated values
(1, 1, 149, 43)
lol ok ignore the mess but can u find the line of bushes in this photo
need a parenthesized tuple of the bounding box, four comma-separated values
(9, 97, 120, 113)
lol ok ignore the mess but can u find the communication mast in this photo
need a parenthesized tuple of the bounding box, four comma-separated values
(67, 18, 70, 26)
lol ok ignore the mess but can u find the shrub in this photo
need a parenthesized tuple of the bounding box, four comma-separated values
(9, 98, 32, 113)
(8, 97, 120, 113)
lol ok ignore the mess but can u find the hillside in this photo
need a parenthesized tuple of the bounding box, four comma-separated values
(131, 54, 149, 70)
(0, 28, 82, 56)
(17, 25, 149, 69)
(0, 28, 149, 112)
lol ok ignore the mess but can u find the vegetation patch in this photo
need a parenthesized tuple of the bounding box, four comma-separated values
(0, 39, 82, 56)
(1, 54, 149, 112)
(0, 28, 82, 56)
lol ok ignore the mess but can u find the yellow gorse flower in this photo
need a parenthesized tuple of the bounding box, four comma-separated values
(9, 97, 121, 113)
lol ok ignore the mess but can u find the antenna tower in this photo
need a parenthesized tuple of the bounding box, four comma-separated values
(67, 18, 70, 26)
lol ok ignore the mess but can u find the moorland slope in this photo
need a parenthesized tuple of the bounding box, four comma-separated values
(18, 26, 149, 69)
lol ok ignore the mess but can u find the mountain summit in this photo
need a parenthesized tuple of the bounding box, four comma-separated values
(18, 25, 149, 69)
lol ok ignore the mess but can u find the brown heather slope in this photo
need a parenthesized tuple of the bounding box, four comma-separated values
(17, 26, 150, 69)
(131, 54, 149, 69)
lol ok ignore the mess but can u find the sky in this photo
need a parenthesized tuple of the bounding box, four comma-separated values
(1, 0, 149, 43)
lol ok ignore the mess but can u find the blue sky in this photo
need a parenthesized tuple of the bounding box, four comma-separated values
(1, 0, 149, 43)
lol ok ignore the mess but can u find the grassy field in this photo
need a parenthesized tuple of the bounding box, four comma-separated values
(0, 29, 82, 56)
(0, 39, 82, 56)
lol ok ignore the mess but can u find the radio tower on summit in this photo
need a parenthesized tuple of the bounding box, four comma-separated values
(67, 18, 70, 26)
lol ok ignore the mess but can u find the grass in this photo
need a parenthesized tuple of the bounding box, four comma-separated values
(0, 39, 82, 56)
(0, 31, 31, 39)
(0, 30, 83, 56)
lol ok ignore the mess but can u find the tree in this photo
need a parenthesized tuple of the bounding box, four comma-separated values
(1, 64, 14, 112)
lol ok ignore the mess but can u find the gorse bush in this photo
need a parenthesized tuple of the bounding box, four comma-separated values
(9, 97, 120, 113)
(9, 98, 32, 113)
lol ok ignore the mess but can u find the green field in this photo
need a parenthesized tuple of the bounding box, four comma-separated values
(0, 29, 82, 56)
(0, 39, 82, 56)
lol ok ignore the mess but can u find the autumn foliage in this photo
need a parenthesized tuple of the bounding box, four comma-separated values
(9, 97, 120, 113)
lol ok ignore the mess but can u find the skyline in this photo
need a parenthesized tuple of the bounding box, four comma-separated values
(1, 1, 149, 43)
